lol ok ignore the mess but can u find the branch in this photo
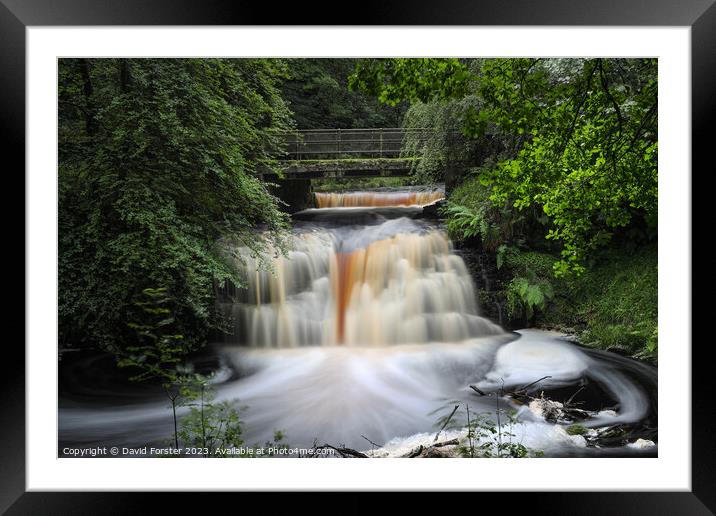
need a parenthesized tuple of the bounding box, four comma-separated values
(598, 60, 624, 137)
(432, 438, 459, 448)
(515, 375, 553, 393)
(361, 435, 382, 449)
(469, 385, 486, 396)
(313, 444, 368, 458)
(558, 61, 598, 158)
(434, 404, 460, 442)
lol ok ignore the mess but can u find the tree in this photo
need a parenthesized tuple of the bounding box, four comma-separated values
(350, 58, 658, 275)
(283, 58, 406, 129)
(59, 58, 293, 352)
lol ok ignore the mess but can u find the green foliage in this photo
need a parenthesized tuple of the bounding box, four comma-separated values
(117, 290, 253, 455)
(176, 376, 246, 457)
(443, 203, 501, 250)
(349, 58, 471, 106)
(257, 430, 291, 457)
(476, 59, 658, 276)
(284, 59, 405, 129)
(400, 98, 481, 184)
(312, 176, 410, 192)
(533, 245, 658, 360)
(117, 287, 187, 382)
(505, 277, 555, 320)
(444, 174, 540, 251)
(351, 58, 658, 274)
(59, 58, 292, 352)
(494, 247, 558, 322)
(566, 424, 588, 436)
(457, 404, 541, 458)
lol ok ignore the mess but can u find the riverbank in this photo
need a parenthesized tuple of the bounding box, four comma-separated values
(455, 238, 657, 364)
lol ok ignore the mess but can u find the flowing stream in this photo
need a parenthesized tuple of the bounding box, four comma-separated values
(59, 188, 657, 457)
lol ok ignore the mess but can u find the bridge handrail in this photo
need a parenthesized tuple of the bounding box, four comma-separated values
(280, 127, 436, 160)
(279, 127, 434, 132)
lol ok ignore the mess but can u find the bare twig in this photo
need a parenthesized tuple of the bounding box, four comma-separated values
(515, 375, 553, 393)
(565, 385, 585, 406)
(361, 435, 381, 449)
(471, 375, 551, 398)
(465, 403, 473, 458)
(469, 385, 486, 396)
(496, 379, 503, 457)
(434, 404, 460, 442)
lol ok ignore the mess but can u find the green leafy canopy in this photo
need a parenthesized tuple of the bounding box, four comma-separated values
(351, 58, 658, 275)
(59, 58, 293, 352)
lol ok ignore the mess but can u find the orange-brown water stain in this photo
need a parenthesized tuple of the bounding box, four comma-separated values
(315, 191, 444, 208)
(332, 249, 368, 343)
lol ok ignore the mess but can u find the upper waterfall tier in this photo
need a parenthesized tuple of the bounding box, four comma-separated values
(315, 190, 444, 208)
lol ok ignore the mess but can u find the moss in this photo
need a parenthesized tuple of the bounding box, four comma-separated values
(450, 174, 491, 208)
(537, 244, 658, 362)
(502, 249, 556, 278)
(312, 176, 413, 192)
(566, 424, 588, 436)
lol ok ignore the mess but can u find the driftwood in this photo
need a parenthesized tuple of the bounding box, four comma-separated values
(312, 444, 369, 458)
(406, 445, 424, 458)
(469, 376, 553, 398)
(403, 438, 460, 458)
(432, 438, 459, 448)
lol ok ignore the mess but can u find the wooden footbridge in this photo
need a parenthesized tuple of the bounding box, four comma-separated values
(266, 128, 431, 180)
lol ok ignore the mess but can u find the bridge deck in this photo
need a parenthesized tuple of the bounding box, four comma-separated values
(267, 158, 415, 180)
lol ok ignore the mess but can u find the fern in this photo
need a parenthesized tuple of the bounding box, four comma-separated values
(443, 202, 501, 250)
(505, 276, 554, 319)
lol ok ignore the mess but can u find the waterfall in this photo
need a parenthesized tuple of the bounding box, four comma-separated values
(60, 190, 657, 455)
(219, 216, 501, 348)
(315, 190, 444, 208)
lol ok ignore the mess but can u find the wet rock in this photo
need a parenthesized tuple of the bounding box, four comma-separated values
(627, 438, 656, 449)
(529, 393, 565, 422)
(423, 447, 449, 458)
(554, 426, 588, 448)
(597, 409, 618, 418)
(421, 199, 446, 219)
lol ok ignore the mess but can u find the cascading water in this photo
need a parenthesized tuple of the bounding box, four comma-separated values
(315, 190, 444, 208)
(217, 218, 501, 348)
(59, 189, 657, 457)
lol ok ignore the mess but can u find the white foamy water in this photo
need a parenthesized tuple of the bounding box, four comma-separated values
(59, 198, 656, 456)
(218, 217, 502, 347)
(59, 331, 655, 453)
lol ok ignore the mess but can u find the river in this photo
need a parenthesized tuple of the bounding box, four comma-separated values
(59, 188, 657, 457)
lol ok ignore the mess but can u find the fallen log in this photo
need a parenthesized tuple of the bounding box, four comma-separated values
(402, 438, 460, 458)
(313, 444, 369, 458)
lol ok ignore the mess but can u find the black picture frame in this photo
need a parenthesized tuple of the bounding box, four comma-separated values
(3, 0, 710, 512)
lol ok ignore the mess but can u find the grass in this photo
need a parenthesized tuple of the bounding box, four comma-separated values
(447, 174, 657, 362)
(535, 244, 658, 362)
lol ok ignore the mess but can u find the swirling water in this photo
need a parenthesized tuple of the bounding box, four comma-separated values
(59, 192, 656, 457)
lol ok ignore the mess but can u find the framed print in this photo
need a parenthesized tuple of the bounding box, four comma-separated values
(3, 0, 711, 512)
